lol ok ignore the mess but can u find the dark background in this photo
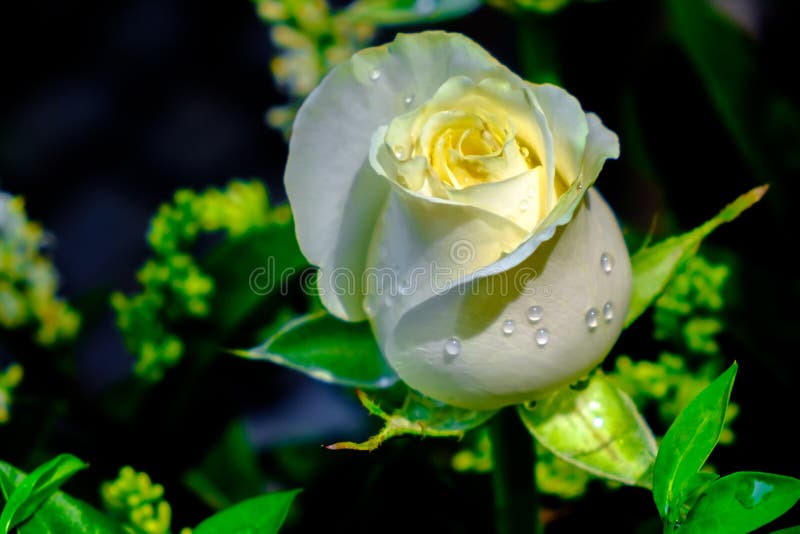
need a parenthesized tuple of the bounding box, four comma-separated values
(2, 0, 799, 532)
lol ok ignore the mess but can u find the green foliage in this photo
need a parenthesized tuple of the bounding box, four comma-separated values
(0, 193, 80, 346)
(0, 454, 87, 534)
(653, 362, 737, 521)
(182, 421, 264, 511)
(653, 364, 800, 532)
(112, 180, 294, 381)
(192, 489, 300, 534)
(0, 458, 126, 534)
(625, 185, 766, 329)
(0, 364, 23, 425)
(327, 388, 496, 451)
(517, 372, 656, 488)
(682, 472, 800, 534)
(235, 310, 398, 389)
(101, 467, 177, 534)
(487, 0, 603, 15)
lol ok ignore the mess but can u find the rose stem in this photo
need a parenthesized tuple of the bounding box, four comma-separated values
(489, 407, 540, 534)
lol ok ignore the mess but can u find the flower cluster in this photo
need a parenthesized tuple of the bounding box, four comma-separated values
(0, 363, 23, 424)
(113, 180, 283, 381)
(255, 0, 375, 135)
(101, 466, 189, 534)
(0, 192, 80, 345)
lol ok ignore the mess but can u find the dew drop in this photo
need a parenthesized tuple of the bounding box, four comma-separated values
(393, 145, 406, 160)
(502, 319, 515, 335)
(577, 183, 584, 191)
(520, 146, 530, 158)
(600, 253, 614, 274)
(585, 307, 599, 330)
(404, 93, 415, 107)
(592, 417, 604, 428)
(527, 305, 543, 323)
(603, 301, 614, 322)
(444, 337, 461, 357)
(534, 328, 550, 347)
(369, 69, 381, 81)
(519, 199, 529, 212)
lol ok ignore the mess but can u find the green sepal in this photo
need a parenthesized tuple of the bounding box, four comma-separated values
(234, 310, 398, 389)
(517, 372, 657, 487)
(625, 186, 767, 328)
(327, 389, 497, 451)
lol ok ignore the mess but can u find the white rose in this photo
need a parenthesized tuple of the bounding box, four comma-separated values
(285, 31, 631, 409)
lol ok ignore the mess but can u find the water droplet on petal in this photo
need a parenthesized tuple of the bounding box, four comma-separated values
(502, 319, 515, 335)
(527, 305, 543, 323)
(404, 94, 415, 107)
(444, 337, 461, 357)
(577, 182, 584, 191)
(534, 328, 549, 347)
(600, 253, 614, 274)
(592, 417, 604, 428)
(520, 146, 529, 158)
(603, 301, 614, 322)
(369, 69, 381, 81)
(393, 146, 406, 160)
(585, 308, 599, 330)
(519, 199, 529, 212)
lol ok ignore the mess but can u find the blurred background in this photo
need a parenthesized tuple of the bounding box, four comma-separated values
(2, 0, 799, 532)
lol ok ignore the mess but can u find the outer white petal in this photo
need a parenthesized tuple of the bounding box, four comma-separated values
(285, 32, 520, 321)
(527, 83, 589, 187)
(382, 189, 632, 410)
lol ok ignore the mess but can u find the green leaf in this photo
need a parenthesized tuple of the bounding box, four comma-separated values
(0, 459, 126, 534)
(192, 489, 300, 534)
(0, 454, 88, 533)
(327, 388, 496, 451)
(682, 472, 800, 534)
(234, 310, 397, 389)
(653, 362, 738, 522)
(625, 186, 766, 328)
(772, 527, 800, 534)
(517, 372, 657, 487)
(203, 222, 307, 334)
(183, 420, 264, 511)
(344, 0, 481, 26)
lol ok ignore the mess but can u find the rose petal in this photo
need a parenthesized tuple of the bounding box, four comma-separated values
(286, 32, 520, 320)
(382, 189, 632, 410)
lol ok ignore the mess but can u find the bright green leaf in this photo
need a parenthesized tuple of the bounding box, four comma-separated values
(327, 389, 496, 451)
(0, 454, 88, 534)
(517, 372, 657, 487)
(772, 526, 800, 534)
(653, 362, 738, 521)
(192, 489, 300, 534)
(0, 459, 125, 534)
(682, 472, 800, 534)
(625, 186, 766, 328)
(234, 310, 397, 389)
